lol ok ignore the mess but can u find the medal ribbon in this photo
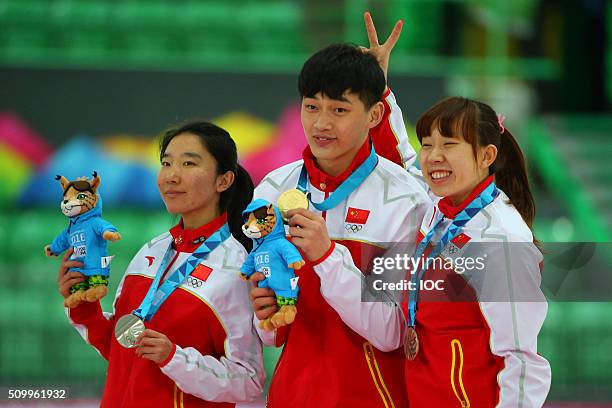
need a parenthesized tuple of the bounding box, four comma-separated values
(133, 223, 230, 321)
(407, 182, 499, 327)
(297, 144, 378, 211)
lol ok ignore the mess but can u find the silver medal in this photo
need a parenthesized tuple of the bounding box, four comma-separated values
(115, 314, 145, 348)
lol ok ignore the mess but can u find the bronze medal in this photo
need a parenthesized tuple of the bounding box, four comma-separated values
(115, 314, 145, 348)
(277, 189, 309, 220)
(404, 326, 419, 360)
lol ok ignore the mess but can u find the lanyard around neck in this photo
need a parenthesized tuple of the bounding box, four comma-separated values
(297, 145, 378, 212)
(407, 182, 499, 327)
(133, 223, 230, 321)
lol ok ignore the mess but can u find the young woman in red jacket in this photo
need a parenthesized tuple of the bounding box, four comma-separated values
(404, 97, 551, 407)
(56, 121, 265, 407)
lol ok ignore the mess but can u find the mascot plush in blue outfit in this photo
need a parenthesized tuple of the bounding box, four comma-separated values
(241, 199, 305, 331)
(44, 172, 121, 308)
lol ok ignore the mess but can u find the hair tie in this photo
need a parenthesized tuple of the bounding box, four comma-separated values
(497, 114, 506, 134)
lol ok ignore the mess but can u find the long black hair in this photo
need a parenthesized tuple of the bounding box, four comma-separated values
(159, 120, 254, 251)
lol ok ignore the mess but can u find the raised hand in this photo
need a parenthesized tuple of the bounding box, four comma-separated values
(362, 11, 404, 83)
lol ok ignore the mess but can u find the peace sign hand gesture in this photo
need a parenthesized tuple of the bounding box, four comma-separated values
(362, 11, 404, 83)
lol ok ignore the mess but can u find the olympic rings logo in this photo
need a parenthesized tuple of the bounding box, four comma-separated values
(345, 223, 363, 233)
(187, 277, 203, 288)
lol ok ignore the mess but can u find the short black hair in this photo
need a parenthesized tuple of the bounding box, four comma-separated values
(298, 43, 385, 109)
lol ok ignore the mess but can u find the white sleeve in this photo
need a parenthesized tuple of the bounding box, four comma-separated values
(160, 280, 265, 402)
(312, 196, 429, 352)
(312, 242, 404, 352)
(477, 242, 551, 407)
(384, 89, 417, 169)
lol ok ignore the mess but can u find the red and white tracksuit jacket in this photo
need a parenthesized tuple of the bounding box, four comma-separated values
(66, 214, 265, 407)
(370, 87, 415, 170)
(253, 88, 431, 407)
(403, 176, 551, 407)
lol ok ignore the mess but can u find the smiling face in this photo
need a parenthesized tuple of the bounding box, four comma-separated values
(419, 127, 496, 205)
(157, 133, 227, 229)
(301, 91, 383, 177)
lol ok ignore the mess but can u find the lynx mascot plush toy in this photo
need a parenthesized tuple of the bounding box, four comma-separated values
(44, 172, 121, 308)
(241, 199, 305, 331)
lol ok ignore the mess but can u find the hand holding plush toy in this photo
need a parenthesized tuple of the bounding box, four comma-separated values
(241, 199, 305, 331)
(45, 172, 121, 308)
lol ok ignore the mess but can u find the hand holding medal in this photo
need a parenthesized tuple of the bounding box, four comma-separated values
(278, 187, 334, 261)
(114, 224, 230, 349)
(114, 316, 174, 363)
(286, 208, 331, 262)
(277, 189, 309, 221)
(115, 314, 146, 348)
(134, 329, 174, 364)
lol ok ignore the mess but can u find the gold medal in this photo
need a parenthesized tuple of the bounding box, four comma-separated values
(115, 314, 145, 348)
(277, 189, 309, 220)
(404, 326, 419, 360)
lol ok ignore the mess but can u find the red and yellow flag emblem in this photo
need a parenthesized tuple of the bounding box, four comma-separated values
(345, 207, 370, 224)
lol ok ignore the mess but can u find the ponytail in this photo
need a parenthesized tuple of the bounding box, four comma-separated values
(222, 164, 254, 252)
(491, 129, 536, 229)
(494, 129, 541, 251)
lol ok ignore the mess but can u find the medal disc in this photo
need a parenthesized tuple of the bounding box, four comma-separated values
(277, 189, 309, 219)
(115, 314, 145, 348)
(404, 326, 420, 360)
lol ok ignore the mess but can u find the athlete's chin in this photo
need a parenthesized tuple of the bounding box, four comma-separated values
(308, 144, 342, 162)
(162, 202, 187, 215)
(428, 183, 454, 198)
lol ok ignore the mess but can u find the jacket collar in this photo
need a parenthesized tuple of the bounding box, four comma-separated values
(302, 139, 371, 192)
(438, 175, 495, 220)
(169, 212, 228, 252)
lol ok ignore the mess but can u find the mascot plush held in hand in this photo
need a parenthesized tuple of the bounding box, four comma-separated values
(44, 172, 121, 308)
(241, 199, 305, 331)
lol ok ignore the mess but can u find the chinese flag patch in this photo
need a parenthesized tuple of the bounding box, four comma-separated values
(451, 233, 471, 249)
(191, 264, 213, 281)
(345, 207, 370, 224)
